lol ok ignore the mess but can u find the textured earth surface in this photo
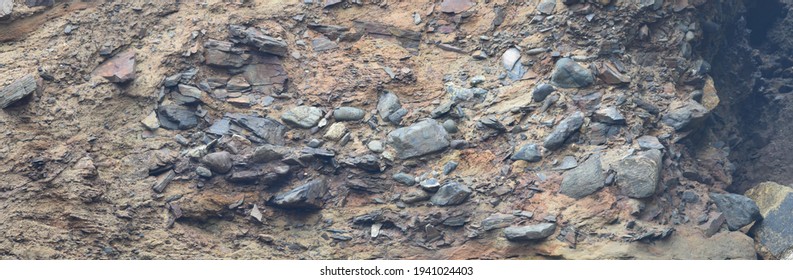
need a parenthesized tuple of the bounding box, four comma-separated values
(1, 0, 792, 259)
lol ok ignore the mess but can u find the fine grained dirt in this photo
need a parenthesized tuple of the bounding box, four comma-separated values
(0, 0, 783, 259)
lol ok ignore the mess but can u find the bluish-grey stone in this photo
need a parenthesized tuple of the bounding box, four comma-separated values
(551, 58, 594, 88)
(387, 119, 450, 159)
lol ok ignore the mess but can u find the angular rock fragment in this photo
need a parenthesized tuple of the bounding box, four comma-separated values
(430, 181, 471, 206)
(532, 83, 555, 102)
(228, 25, 288, 57)
(152, 170, 176, 193)
(615, 149, 662, 198)
(377, 91, 402, 121)
(551, 58, 594, 88)
(242, 61, 288, 95)
(537, 0, 556, 14)
(353, 20, 421, 50)
(511, 144, 542, 162)
(323, 122, 347, 141)
(157, 105, 198, 130)
(94, 50, 136, 83)
(248, 144, 288, 163)
(0, 74, 38, 108)
(502, 48, 526, 81)
(543, 111, 585, 150)
(387, 119, 451, 159)
(312, 35, 338, 52)
(504, 223, 556, 241)
(560, 154, 604, 199)
(0, 0, 12, 18)
(662, 100, 708, 131)
(481, 213, 516, 231)
(141, 111, 160, 130)
(228, 114, 287, 145)
(204, 40, 250, 68)
(710, 192, 761, 231)
(746, 182, 793, 258)
(637, 135, 664, 150)
(268, 179, 328, 210)
(392, 173, 416, 186)
(597, 61, 631, 85)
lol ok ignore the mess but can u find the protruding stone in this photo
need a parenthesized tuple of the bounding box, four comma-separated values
(201, 151, 233, 174)
(746, 182, 793, 258)
(504, 223, 556, 241)
(560, 154, 604, 199)
(0, 0, 12, 19)
(228, 25, 288, 57)
(94, 50, 136, 83)
(377, 91, 402, 121)
(710, 192, 761, 231)
(141, 111, 160, 130)
(392, 173, 416, 186)
(387, 119, 451, 159)
(323, 122, 347, 141)
(0, 74, 38, 108)
(333, 107, 366, 121)
(615, 149, 662, 198)
(268, 179, 328, 210)
(430, 182, 471, 206)
(532, 83, 555, 102)
(551, 58, 594, 88)
(157, 105, 198, 130)
(593, 106, 626, 125)
(281, 106, 323, 128)
(536, 0, 556, 14)
(543, 111, 585, 150)
(662, 100, 708, 131)
(512, 144, 542, 162)
(440, 0, 475, 14)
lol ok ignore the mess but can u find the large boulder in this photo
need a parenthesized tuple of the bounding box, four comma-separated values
(746, 182, 793, 258)
(0, 74, 38, 108)
(560, 154, 604, 199)
(387, 119, 450, 159)
(614, 149, 663, 198)
(268, 179, 328, 210)
(710, 192, 761, 231)
(551, 58, 594, 88)
(543, 111, 585, 150)
(504, 223, 556, 241)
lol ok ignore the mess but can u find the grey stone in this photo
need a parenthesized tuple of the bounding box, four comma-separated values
(554, 156, 578, 170)
(0, 0, 12, 18)
(387, 108, 408, 124)
(195, 166, 212, 178)
(430, 182, 471, 206)
(470, 75, 485, 86)
(420, 178, 441, 192)
(443, 161, 459, 175)
(450, 140, 467, 149)
(312, 36, 338, 52)
(226, 76, 250, 92)
(157, 105, 198, 130)
(537, 0, 556, 14)
(367, 140, 384, 153)
(227, 114, 287, 145)
(637, 135, 664, 150)
(249, 144, 288, 163)
(543, 111, 585, 150)
(333, 107, 366, 121)
(504, 223, 556, 241)
(442, 119, 458, 133)
(615, 149, 662, 198)
(710, 193, 761, 231)
(662, 100, 708, 131)
(512, 144, 542, 162)
(481, 213, 515, 231)
(228, 25, 288, 57)
(268, 179, 328, 210)
(177, 84, 203, 104)
(393, 173, 416, 186)
(387, 119, 451, 159)
(402, 190, 430, 203)
(446, 84, 488, 101)
(502, 48, 526, 81)
(163, 73, 182, 87)
(152, 170, 176, 193)
(532, 83, 555, 102)
(377, 91, 402, 120)
(242, 61, 288, 95)
(204, 40, 250, 68)
(593, 106, 626, 124)
(0, 74, 38, 108)
(746, 182, 793, 258)
(560, 154, 604, 199)
(430, 101, 454, 118)
(201, 152, 233, 174)
(281, 106, 323, 128)
(551, 58, 594, 88)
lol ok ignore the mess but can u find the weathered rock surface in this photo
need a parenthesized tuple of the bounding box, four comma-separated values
(201, 152, 233, 174)
(229, 25, 288, 57)
(532, 83, 555, 102)
(710, 192, 761, 231)
(430, 182, 471, 206)
(543, 111, 585, 150)
(387, 119, 450, 159)
(615, 149, 663, 198)
(157, 105, 198, 130)
(94, 50, 136, 83)
(551, 58, 594, 88)
(333, 107, 365, 121)
(746, 182, 793, 258)
(268, 179, 327, 210)
(504, 223, 556, 241)
(281, 106, 323, 128)
(662, 100, 708, 131)
(511, 144, 541, 162)
(0, 0, 12, 18)
(0, 74, 38, 108)
(560, 154, 604, 199)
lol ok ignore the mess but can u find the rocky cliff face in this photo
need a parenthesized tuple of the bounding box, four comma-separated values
(0, 0, 792, 259)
